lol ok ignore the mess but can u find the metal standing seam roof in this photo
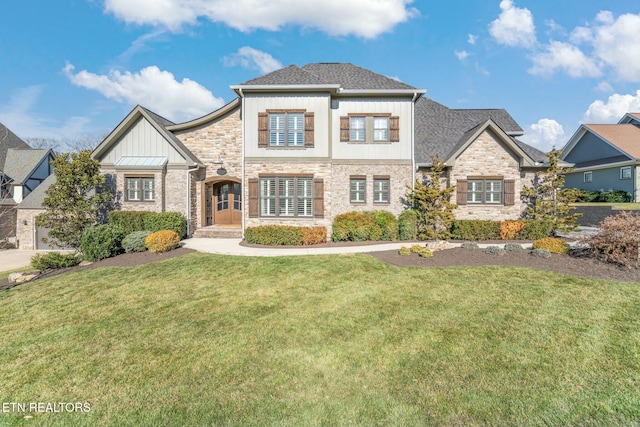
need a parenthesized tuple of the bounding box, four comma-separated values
(584, 124, 640, 160)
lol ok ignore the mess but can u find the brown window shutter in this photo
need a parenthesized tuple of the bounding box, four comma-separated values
(313, 178, 324, 218)
(248, 178, 259, 217)
(258, 112, 268, 148)
(389, 116, 400, 142)
(504, 179, 515, 206)
(456, 179, 467, 205)
(304, 112, 314, 148)
(340, 116, 350, 142)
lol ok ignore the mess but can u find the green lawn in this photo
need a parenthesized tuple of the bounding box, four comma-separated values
(1, 252, 639, 426)
(572, 202, 640, 210)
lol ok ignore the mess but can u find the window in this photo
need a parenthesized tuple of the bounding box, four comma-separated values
(350, 117, 365, 141)
(584, 172, 593, 183)
(340, 114, 399, 143)
(620, 167, 632, 180)
(269, 113, 304, 146)
(259, 177, 313, 217)
(350, 177, 366, 203)
(467, 179, 502, 204)
(125, 177, 154, 201)
(373, 117, 389, 141)
(373, 178, 390, 203)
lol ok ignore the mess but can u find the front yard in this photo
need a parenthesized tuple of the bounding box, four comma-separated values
(1, 252, 639, 426)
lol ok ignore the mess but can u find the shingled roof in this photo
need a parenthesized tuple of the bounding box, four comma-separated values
(240, 63, 417, 90)
(414, 96, 545, 165)
(0, 122, 30, 172)
(3, 149, 51, 184)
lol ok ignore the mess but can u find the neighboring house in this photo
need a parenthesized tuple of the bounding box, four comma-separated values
(561, 113, 640, 202)
(0, 122, 55, 244)
(92, 63, 547, 239)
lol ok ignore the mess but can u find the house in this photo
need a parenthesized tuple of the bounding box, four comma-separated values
(560, 113, 640, 201)
(92, 63, 547, 238)
(0, 122, 55, 245)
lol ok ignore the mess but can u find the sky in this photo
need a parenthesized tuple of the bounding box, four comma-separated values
(1, 0, 640, 152)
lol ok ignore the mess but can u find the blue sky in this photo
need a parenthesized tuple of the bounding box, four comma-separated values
(1, 0, 640, 151)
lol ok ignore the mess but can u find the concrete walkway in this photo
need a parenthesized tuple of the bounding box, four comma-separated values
(0, 250, 41, 273)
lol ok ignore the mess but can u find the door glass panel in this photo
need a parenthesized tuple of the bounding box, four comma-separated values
(233, 184, 241, 210)
(217, 184, 229, 211)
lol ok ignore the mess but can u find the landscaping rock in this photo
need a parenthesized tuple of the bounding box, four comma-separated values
(425, 240, 454, 252)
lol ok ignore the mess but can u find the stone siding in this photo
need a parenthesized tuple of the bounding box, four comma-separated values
(16, 209, 42, 250)
(332, 163, 412, 218)
(175, 108, 243, 231)
(449, 129, 533, 221)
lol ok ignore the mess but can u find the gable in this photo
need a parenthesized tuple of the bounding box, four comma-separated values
(97, 116, 188, 165)
(562, 126, 636, 166)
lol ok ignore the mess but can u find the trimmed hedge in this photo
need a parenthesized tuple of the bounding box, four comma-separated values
(398, 209, 418, 241)
(576, 189, 632, 203)
(80, 224, 126, 261)
(31, 252, 82, 270)
(450, 219, 554, 241)
(108, 211, 187, 238)
(145, 230, 181, 253)
(332, 210, 398, 242)
(122, 230, 152, 253)
(245, 225, 326, 246)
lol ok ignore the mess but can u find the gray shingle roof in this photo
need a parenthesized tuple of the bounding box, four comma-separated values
(240, 63, 417, 90)
(3, 149, 50, 184)
(0, 122, 30, 171)
(414, 96, 543, 164)
(18, 173, 55, 209)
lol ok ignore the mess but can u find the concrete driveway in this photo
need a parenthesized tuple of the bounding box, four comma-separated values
(1, 250, 52, 272)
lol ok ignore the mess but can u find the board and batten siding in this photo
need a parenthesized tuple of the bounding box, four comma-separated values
(99, 117, 187, 165)
(243, 94, 330, 159)
(331, 98, 413, 161)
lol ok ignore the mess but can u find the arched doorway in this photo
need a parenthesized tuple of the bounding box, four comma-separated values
(202, 177, 242, 227)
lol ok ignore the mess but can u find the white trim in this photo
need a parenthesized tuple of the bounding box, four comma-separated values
(583, 171, 593, 183)
(620, 166, 632, 180)
(570, 160, 638, 172)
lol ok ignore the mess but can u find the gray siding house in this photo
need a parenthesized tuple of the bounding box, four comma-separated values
(561, 113, 640, 201)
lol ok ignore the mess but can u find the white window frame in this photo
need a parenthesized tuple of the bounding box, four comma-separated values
(467, 179, 503, 204)
(269, 113, 304, 147)
(373, 117, 389, 141)
(125, 177, 154, 202)
(259, 177, 313, 218)
(350, 117, 365, 141)
(373, 178, 390, 203)
(350, 177, 366, 203)
(620, 166, 632, 180)
(584, 172, 593, 183)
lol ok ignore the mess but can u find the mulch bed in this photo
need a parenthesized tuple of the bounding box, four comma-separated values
(370, 247, 640, 283)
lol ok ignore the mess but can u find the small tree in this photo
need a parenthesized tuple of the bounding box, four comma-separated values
(521, 148, 583, 232)
(36, 150, 113, 249)
(406, 156, 457, 240)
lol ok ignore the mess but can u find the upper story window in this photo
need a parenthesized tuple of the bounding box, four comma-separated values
(620, 166, 632, 180)
(340, 114, 399, 143)
(584, 171, 593, 183)
(125, 176, 154, 202)
(258, 110, 314, 149)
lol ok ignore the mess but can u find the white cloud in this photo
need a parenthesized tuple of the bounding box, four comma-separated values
(223, 47, 282, 74)
(467, 34, 477, 45)
(489, 0, 536, 48)
(63, 63, 224, 123)
(595, 81, 614, 93)
(521, 118, 566, 152)
(528, 41, 601, 78)
(583, 90, 640, 123)
(103, 0, 419, 39)
(454, 50, 470, 61)
(591, 13, 640, 82)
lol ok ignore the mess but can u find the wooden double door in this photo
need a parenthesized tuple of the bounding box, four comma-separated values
(206, 182, 241, 226)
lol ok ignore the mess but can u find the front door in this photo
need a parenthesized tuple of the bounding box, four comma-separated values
(213, 182, 241, 225)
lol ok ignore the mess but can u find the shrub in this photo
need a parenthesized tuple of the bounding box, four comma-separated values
(582, 211, 640, 268)
(122, 230, 152, 253)
(244, 226, 302, 246)
(576, 189, 632, 203)
(31, 252, 82, 270)
(300, 227, 327, 245)
(532, 237, 569, 255)
(365, 210, 398, 241)
(530, 248, 551, 258)
(399, 246, 411, 256)
(410, 244, 433, 258)
(516, 220, 554, 240)
(398, 209, 418, 241)
(332, 212, 378, 242)
(144, 212, 187, 239)
(80, 224, 126, 261)
(145, 230, 181, 253)
(500, 220, 525, 240)
(450, 220, 501, 240)
(483, 246, 505, 256)
(108, 211, 149, 235)
(461, 242, 479, 250)
(504, 243, 524, 252)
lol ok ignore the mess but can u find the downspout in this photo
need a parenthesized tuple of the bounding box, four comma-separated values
(186, 164, 200, 237)
(239, 89, 246, 240)
(411, 93, 417, 194)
